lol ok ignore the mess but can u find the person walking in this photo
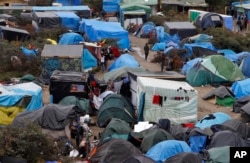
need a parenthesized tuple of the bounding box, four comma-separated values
(144, 43, 150, 61)
(100, 54, 105, 73)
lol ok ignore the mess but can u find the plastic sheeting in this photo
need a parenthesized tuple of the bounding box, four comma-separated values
(54, 12, 80, 31)
(0, 82, 42, 111)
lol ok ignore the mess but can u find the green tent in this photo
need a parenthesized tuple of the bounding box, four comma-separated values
(97, 94, 136, 128)
(186, 55, 245, 86)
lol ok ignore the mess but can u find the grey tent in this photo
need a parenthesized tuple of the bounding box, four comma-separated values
(12, 104, 84, 130)
(164, 152, 202, 163)
(97, 94, 136, 127)
(195, 12, 223, 30)
(89, 138, 142, 163)
(211, 119, 250, 139)
(199, 146, 230, 163)
(233, 96, 250, 113)
(207, 130, 250, 149)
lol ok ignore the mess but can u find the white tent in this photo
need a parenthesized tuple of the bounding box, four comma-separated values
(136, 77, 198, 124)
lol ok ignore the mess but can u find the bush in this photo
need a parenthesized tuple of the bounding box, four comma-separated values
(0, 124, 59, 163)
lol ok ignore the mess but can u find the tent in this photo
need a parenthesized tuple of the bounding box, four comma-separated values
(199, 146, 230, 163)
(89, 138, 142, 163)
(102, 0, 121, 13)
(54, 12, 80, 31)
(97, 94, 136, 127)
(0, 82, 42, 111)
(136, 77, 198, 124)
(100, 118, 131, 141)
(108, 54, 139, 71)
(146, 140, 192, 163)
(181, 58, 202, 75)
(134, 21, 155, 38)
(55, 0, 82, 6)
(102, 66, 146, 83)
(240, 55, 250, 78)
(182, 42, 216, 58)
(195, 12, 223, 30)
(217, 49, 239, 63)
(12, 104, 84, 130)
(164, 21, 198, 40)
(195, 112, 231, 129)
(186, 55, 245, 87)
(79, 19, 130, 49)
(58, 32, 84, 45)
(211, 119, 250, 139)
(122, 154, 156, 163)
(231, 78, 250, 99)
(207, 130, 250, 149)
(164, 152, 202, 163)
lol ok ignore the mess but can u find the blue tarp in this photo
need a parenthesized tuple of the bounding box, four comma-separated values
(108, 54, 139, 71)
(231, 78, 250, 99)
(33, 6, 90, 11)
(103, 0, 121, 13)
(182, 42, 216, 58)
(58, 32, 84, 45)
(82, 49, 97, 70)
(54, 12, 80, 31)
(79, 19, 130, 49)
(55, 0, 82, 5)
(217, 49, 238, 63)
(195, 112, 231, 129)
(0, 82, 43, 111)
(135, 22, 155, 38)
(146, 140, 191, 163)
(151, 42, 166, 51)
(181, 57, 202, 75)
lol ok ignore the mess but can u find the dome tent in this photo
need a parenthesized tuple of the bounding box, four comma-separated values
(195, 12, 223, 30)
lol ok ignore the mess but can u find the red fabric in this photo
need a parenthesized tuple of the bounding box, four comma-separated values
(152, 95, 160, 104)
(182, 123, 195, 128)
(90, 81, 96, 87)
(111, 47, 120, 57)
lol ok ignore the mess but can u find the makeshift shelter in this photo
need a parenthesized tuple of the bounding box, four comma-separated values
(128, 71, 185, 110)
(79, 19, 130, 49)
(32, 12, 60, 29)
(58, 32, 84, 45)
(97, 94, 136, 127)
(181, 58, 202, 75)
(164, 152, 202, 163)
(108, 54, 140, 72)
(233, 96, 250, 113)
(102, 0, 121, 13)
(195, 12, 223, 30)
(55, 0, 82, 6)
(211, 119, 250, 139)
(49, 70, 89, 103)
(32, 6, 91, 18)
(100, 118, 131, 141)
(54, 12, 81, 31)
(122, 154, 156, 163)
(186, 55, 245, 87)
(40, 44, 83, 79)
(146, 140, 192, 163)
(11, 104, 84, 130)
(199, 146, 230, 163)
(195, 112, 231, 129)
(202, 86, 235, 107)
(134, 21, 155, 38)
(231, 78, 250, 99)
(89, 138, 142, 163)
(0, 25, 30, 42)
(240, 55, 250, 78)
(0, 82, 42, 111)
(207, 130, 250, 149)
(164, 21, 198, 40)
(136, 77, 198, 124)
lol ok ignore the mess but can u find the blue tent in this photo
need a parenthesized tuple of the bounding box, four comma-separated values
(79, 19, 130, 49)
(240, 55, 250, 78)
(135, 22, 155, 38)
(103, 0, 121, 13)
(82, 49, 97, 70)
(146, 140, 191, 163)
(108, 54, 139, 71)
(231, 78, 250, 99)
(195, 112, 231, 129)
(55, 0, 82, 5)
(54, 12, 80, 31)
(182, 42, 217, 58)
(58, 32, 84, 45)
(181, 57, 202, 75)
